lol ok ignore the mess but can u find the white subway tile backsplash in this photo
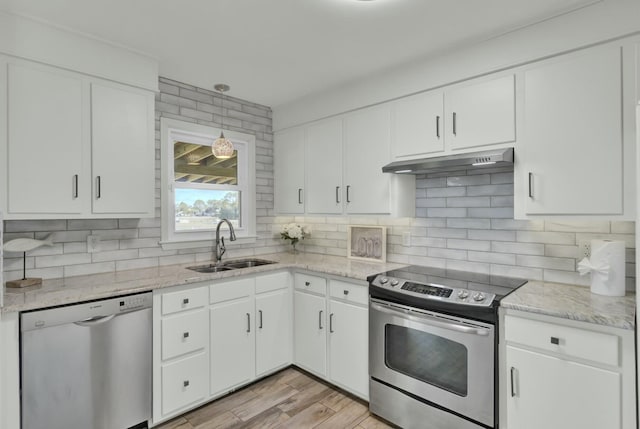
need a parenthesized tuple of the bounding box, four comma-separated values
(544, 221, 610, 233)
(446, 197, 490, 208)
(426, 187, 466, 198)
(446, 175, 490, 187)
(467, 229, 516, 242)
(446, 259, 490, 274)
(447, 239, 491, 252)
(426, 228, 467, 239)
(35, 253, 92, 268)
(427, 208, 467, 218)
(6, 220, 67, 232)
(544, 244, 580, 259)
(67, 219, 118, 230)
(428, 248, 467, 260)
(490, 264, 543, 281)
(517, 231, 575, 245)
(611, 221, 635, 234)
(64, 262, 115, 277)
(492, 242, 545, 256)
(516, 255, 575, 271)
(468, 207, 513, 219)
(467, 251, 516, 265)
(466, 184, 513, 196)
(491, 219, 544, 231)
(447, 218, 491, 229)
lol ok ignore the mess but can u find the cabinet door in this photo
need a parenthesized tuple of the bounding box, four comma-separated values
(522, 47, 623, 215)
(91, 82, 154, 215)
(328, 300, 368, 399)
(343, 106, 392, 214)
(274, 127, 305, 214)
(306, 119, 343, 214)
(445, 74, 515, 150)
(392, 90, 444, 158)
(7, 62, 88, 215)
(210, 298, 255, 396)
(255, 288, 291, 376)
(293, 291, 327, 376)
(506, 346, 620, 429)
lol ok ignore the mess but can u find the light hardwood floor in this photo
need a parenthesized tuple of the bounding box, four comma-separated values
(155, 367, 395, 429)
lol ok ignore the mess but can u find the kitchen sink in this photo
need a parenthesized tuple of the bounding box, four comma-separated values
(221, 258, 276, 269)
(187, 258, 276, 273)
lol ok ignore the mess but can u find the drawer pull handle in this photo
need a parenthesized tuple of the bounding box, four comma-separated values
(183, 380, 190, 388)
(510, 367, 518, 397)
(343, 290, 349, 295)
(550, 336, 560, 345)
(183, 332, 189, 339)
(305, 281, 310, 286)
(183, 298, 189, 305)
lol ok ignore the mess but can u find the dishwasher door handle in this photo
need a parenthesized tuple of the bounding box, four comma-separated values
(73, 314, 116, 327)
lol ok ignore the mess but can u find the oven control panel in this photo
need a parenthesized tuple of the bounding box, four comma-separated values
(370, 275, 495, 307)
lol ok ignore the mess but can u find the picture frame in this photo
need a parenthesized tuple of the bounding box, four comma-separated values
(347, 225, 387, 262)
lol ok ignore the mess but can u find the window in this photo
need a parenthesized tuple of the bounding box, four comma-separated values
(160, 118, 256, 248)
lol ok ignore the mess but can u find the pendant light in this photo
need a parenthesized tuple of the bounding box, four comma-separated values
(212, 83, 234, 159)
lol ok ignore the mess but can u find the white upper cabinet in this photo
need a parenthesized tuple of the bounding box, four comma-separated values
(6, 61, 88, 216)
(343, 106, 392, 214)
(274, 127, 305, 214)
(516, 44, 632, 218)
(305, 118, 344, 214)
(445, 74, 516, 150)
(91, 82, 154, 215)
(1, 57, 156, 219)
(392, 74, 515, 159)
(391, 90, 444, 157)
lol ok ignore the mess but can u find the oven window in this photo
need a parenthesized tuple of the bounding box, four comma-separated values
(385, 325, 468, 396)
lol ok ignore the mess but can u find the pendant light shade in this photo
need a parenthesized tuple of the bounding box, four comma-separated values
(212, 83, 234, 159)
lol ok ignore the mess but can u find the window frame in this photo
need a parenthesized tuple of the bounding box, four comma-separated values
(160, 117, 256, 250)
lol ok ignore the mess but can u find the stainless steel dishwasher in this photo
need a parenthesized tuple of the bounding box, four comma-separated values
(21, 292, 152, 429)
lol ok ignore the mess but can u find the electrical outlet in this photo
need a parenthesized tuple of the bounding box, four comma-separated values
(87, 235, 101, 253)
(578, 240, 591, 259)
(402, 231, 411, 246)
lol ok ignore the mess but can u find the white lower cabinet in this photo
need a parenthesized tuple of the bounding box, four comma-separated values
(153, 271, 292, 425)
(502, 310, 636, 429)
(209, 277, 255, 396)
(293, 273, 369, 400)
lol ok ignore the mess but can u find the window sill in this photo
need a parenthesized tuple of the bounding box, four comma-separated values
(159, 235, 257, 251)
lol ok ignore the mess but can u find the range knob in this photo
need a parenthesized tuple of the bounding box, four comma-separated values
(390, 279, 399, 287)
(457, 290, 469, 299)
(473, 292, 486, 302)
(379, 277, 389, 284)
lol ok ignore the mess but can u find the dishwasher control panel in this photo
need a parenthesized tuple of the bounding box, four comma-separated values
(118, 294, 150, 311)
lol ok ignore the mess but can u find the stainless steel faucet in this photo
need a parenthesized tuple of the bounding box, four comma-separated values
(215, 219, 237, 263)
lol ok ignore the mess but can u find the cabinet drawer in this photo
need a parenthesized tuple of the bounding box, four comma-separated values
(504, 315, 619, 366)
(210, 277, 253, 304)
(161, 352, 208, 416)
(294, 273, 326, 295)
(329, 280, 368, 306)
(161, 310, 208, 361)
(162, 286, 208, 315)
(256, 271, 290, 294)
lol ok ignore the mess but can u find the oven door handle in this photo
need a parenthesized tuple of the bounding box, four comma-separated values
(371, 302, 490, 336)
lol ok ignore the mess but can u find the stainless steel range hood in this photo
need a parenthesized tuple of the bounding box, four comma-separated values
(382, 147, 514, 174)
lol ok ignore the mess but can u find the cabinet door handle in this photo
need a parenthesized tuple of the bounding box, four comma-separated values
(258, 310, 263, 329)
(246, 313, 251, 333)
(183, 298, 189, 305)
(319, 310, 323, 329)
(436, 115, 440, 138)
(298, 188, 303, 204)
(510, 367, 518, 397)
(73, 174, 79, 199)
(96, 176, 101, 199)
(528, 172, 533, 198)
(183, 331, 189, 339)
(346, 185, 351, 203)
(452, 112, 457, 136)
(329, 313, 334, 333)
(183, 380, 190, 388)
(335, 186, 340, 204)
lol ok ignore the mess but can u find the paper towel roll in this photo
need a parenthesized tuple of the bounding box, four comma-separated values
(590, 239, 625, 297)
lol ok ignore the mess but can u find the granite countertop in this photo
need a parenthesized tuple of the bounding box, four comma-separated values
(2, 252, 406, 313)
(501, 280, 636, 330)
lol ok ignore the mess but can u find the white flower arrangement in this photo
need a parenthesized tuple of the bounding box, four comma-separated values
(280, 223, 309, 246)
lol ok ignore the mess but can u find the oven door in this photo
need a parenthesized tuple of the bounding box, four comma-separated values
(369, 298, 495, 427)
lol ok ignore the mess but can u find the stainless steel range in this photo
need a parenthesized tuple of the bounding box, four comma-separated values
(368, 266, 527, 429)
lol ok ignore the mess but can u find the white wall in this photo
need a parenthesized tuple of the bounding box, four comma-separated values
(273, 0, 640, 130)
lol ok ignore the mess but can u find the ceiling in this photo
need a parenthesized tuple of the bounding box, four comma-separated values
(0, 0, 599, 108)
